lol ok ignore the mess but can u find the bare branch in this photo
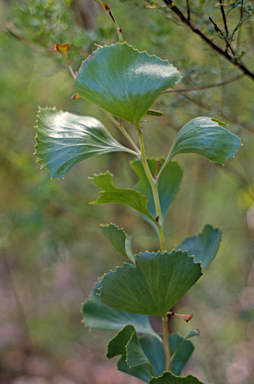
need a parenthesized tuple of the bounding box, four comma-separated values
(186, 0, 190, 21)
(219, 0, 228, 35)
(209, 17, 235, 56)
(236, 0, 244, 54)
(162, 74, 245, 93)
(161, 0, 254, 81)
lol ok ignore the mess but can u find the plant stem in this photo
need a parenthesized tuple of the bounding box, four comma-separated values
(162, 315, 171, 371)
(102, 2, 123, 43)
(104, 111, 140, 155)
(137, 126, 166, 252)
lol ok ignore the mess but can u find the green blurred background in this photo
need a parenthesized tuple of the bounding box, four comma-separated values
(0, 1, 254, 383)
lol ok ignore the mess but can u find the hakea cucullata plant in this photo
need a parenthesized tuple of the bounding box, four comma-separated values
(34, 2, 242, 383)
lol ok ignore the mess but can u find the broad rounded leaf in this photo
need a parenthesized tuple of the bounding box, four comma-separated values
(167, 117, 242, 165)
(82, 279, 156, 335)
(100, 250, 202, 316)
(76, 43, 181, 126)
(149, 372, 205, 384)
(177, 225, 222, 268)
(131, 159, 182, 228)
(34, 107, 134, 178)
(101, 223, 135, 263)
(89, 172, 156, 223)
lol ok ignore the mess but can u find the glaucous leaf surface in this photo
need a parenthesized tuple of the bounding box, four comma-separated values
(99, 250, 202, 316)
(34, 108, 134, 178)
(149, 372, 205, 384)
(89, 172, 156, 223)
(177, 225, 222, 268)
(82, 279, 156, 335)
(131, 159, 182, 228)
(167, 117, 242, 165)
(110, 328, 195, 382)
(76, 43, 181, 126)
(101, 223, 135, 263)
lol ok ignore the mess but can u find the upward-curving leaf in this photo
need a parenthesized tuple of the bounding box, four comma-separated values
(76, 43, 181, 126)
(177, 225, 222, 268)
(34, 108, 135, 178)
(101, 223, 135, 263)
(89, 172, 156, 223)
(166, 117, 242, 166)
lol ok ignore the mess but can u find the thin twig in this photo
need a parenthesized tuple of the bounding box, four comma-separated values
(236, 0, 244, 54)
(209, 17, 235, 56)
(102, 2, 123, 43)
(186, 0, 190, 21)
(163, 74, 245, 93)
(161, 0, 254, 81)
(104, 111, 140, 155)
(219, 0, 228, 35)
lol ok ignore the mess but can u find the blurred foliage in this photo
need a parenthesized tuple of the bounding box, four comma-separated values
(0, 0, 254, 383)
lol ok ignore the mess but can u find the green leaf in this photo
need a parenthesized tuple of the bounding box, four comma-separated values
(89, 172, 156, 223)
(149, 372, 205, 384)
(100, 250, 202, 316)
(127, 331, 154, 374)
(118, 353, 151, 383)
(34, 107, 134, 179)
(177, 225, 222, 268)
(170, 331, 199, 375)
(167, 117, 242, 165)
(107, 325, 154, 375)
(114, 331, 195, 382)
(101, 223, 135, 263)
(82, 279, 157, 335)
(76, 43, 181, 126)
(107, 325, 135, 358)
(131, 159, 182, 228)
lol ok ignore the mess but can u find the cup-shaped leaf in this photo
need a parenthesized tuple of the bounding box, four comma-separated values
(101, 223, 135, 263)
(99, 250, 202, 316)
(76, 43, 181, 126)
(177, 225, 222, 268)
(167, 117, 242, 165)
(35, 108, 134, 178)
(82, 279, 156, 336)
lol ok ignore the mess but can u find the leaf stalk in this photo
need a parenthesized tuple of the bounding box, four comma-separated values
(137, 125, 166, 252)
(162, 315, 171, 372)
(102, 2, 123, 43)
(104, 112, 140, 156)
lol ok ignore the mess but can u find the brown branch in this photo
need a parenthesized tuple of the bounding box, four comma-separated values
(161, 0, 254, 81)
(219, 0, 228, 35)
(236, 0, 244, 54)
(186, 0, 190, 21)
(163, 74, 245, 93)
(209, 17, 235, 56)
